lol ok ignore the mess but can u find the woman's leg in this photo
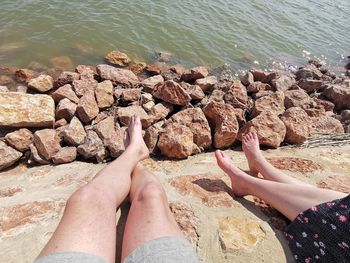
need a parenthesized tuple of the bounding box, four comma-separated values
(121, 164, 184, 261)
(215, 150, 347, 221)
(37, 117, 149, 263)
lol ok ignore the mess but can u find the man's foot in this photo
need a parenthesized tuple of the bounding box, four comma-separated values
(124, 116, 149, 161)
(242, 132, 264, 174)
(215, 150, 251, 197)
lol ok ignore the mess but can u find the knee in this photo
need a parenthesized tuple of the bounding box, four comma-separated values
(136, 181, 165, 203)
(66, 185, 101, 208)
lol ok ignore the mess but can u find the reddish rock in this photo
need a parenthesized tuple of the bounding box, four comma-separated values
(162, 70, 181, 82)
(309, 116, 344, 134)
(241, 72, 254, 86)
(195, 76, 218, 92)
(141, 93, 154, 104)
(63, 117, 86, 146)
(129, 62, 147, 75)
(72, 78, 98, 97)
(118, 106, 149, 128)
(0, 141, 23, 171)
(247, 81, 272, 93)
(141, 75, 164, 93)
(232, 108, 246, 127)
(280, 107, 310, 144)
(33, 129, 61, 160)
(54, 118, 68, 128)
(322, 84, 350, 110)
(50, 56, 74, 70)
(202, 101, 239, 149)
(296, 65, 323, 80)
(224, 80, 248, 109)
(153, 80, 191, 106)
(52, 147, 77, 164)
(4, 128, 33, 152)
(252, 90, 274, 100)
(239, 111, 286, 148)
(96, 64, 139, 87)
(181, 83, 205, 100)
(149, 102, 173, 121)
(313, 98, 335, 112)
(304, 108, 327, 118)
(145, 64, 161, 75)
(181, 66, 209, 82)
(55, 98, 77, 121)
(170, 64, 186, 75)
(75, 65, 96, 80)
(51, 84, 79, 103)
(209, 89, 225, 103)
(28, 75, 54, 92)
(144, 121, 163, 153)
(95, 80, 114, 108)
(250, 69, 276, 83)
(271, 75, 294, 91)
(121, 89, 141, 102)
(29, 144, 49, 164)
(15, 68, 39, 83)
(298, 79, 324, 93)
(105, 50, 131, 67)
(284, 89, 314, 109)
(76, 91, 99, 123)
(77, 130, 106, 162)
(55, 71, 80, 87)
(252, 91, 285, 117)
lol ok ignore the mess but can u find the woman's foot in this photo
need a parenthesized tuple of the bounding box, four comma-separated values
(215, 150, 252, 197)
(124, 116, 149, 161)
(242, 132, 264, 174)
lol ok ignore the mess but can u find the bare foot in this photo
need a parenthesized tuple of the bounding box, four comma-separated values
(242, 132, 264, 174)
(124, 116, 149, 161)
(215, 150, 251, 197)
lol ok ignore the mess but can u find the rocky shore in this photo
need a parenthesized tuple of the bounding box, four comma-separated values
(0, 50, 350, 171)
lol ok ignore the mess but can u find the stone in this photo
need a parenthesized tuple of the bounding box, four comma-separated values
(0, 141, 22, 171)
(195, 76, 218, 92)
(313, 98, 335, 112)
(0, 85, 9, 92)
(118, 106, 149, 128)
(304, 108, 327, 118)
(72, 78, 98, 97)
(51, 84, 79, 103)
(95, 80, 114, 108)
(129, 62, 146, 75)
(241, 72, 254, 86)
(322, 84, 350, 110)
(309, 116, 344, 134)
(158, 124, 198, 158)
(296, 65, 323, 80)
(0, 92, 55, 128)
(209, 89, 225, 103)
(252, 91, 285, 117)
(77, 130, 106, 162)
(202, 101, 239, 149)
(76, 91, 99, 123)
(247, 82, 272, 93)
(298, 79, 324, 93)
(50, 56, 74, 70)
(4, 128, 33, 152)
(170, 64, 186, 75)
(15, 69, 38, 83)
(168, 108, 212, 150)
(239, 111, 286, 148)
(55, 71, 80, 87)
(181, 66, 209, 82)
(144, 122, 163, 153)
(105, 50, 131, 67)
(252, 90, 274, 100)
(284, 89, 314, 109)
(161, 70, 181, 82)
(280, 107, 310, 144)
(121, 89, 141, 102)
(182, 83, 205, 100)
(75, 65, 96, 80)
(338, 109, 350, 126)
(153, 80, 191, 106)
(96, 64, 139, 87)
(145, 64, 161, 75)
(28, 75, 53, 92)
(149, 102, 173, 121)
(141, 93, 154, 104)
(232, 108, 246, 127)
(224, 80, 248, 109)
(55, 118, 68, 128)
(52, 147, 77, 164)
(271, 75, 294, 91)
(28, 144, 49, 164)
(33, 129, 61, 160)
(63, 117, 87, 146)
(218, 216, 265, 252)
(141, 75, 164, 93)
(143, 101, 155, 112)
(250, 69, 276, 83)
(55, 98, 77, 121)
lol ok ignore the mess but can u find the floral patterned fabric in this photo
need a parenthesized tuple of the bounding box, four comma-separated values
(285, 195, 350, 263)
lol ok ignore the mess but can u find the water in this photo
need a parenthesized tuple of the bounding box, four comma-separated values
(0, 0, 349, 72)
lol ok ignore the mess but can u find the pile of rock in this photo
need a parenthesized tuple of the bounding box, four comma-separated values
(0, 51, 349, 170)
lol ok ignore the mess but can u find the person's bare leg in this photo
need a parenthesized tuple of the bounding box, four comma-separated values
(121, 165, 184, 261)
(37, 117, 149, 263)
(215, 150, 347, 221)
(242, 132, 306, 185)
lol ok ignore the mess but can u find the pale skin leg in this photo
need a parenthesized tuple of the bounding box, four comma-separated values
(37, 117, 149, 263)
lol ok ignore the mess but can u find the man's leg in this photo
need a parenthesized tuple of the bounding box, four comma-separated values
(215, 150, 347, 221)
(37, 117, 149, 263)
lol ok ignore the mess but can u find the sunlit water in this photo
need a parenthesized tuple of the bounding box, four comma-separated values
(0, 0, 349, 72)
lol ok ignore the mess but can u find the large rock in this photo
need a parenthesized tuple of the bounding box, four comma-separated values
(153, 80, 191, 106)
(95, 80, 114, 108)
(33, 129, 61, 160)
(168, 108, 212, 150)
(284, 89, 314, 109)
(182, 83, 205, 100)
(295, 65, 323, 80)
(181, 66, 208, 82)
(280, 107, 310, 144)
(55, 71, 80, 87)
(239, 111, 286, 148)
(247, 82, 272, 93)
(224, 80, 248, 109)
(55, 98, 77, 121)
(51, 84, 79, 103)
(202, 101, 239, 149)
(250, 69, 276, 83)
(0, 92, 55, 128)
(241, 72, 254, 86)
(72, 79, 98, 97)
(271, 75, 294, 91)
(105, 50, 131, 67)
(195, 76, 218, 92)
(118, 106, 149, 128)
(0, 141, 22, 171)
(76, 91, 99, 123)
(298, 79, 324, 93)
(96, 64, 139, 87)
(141, 75, 164, 93)
(28, 75, 53, 92)
(77, 130, 106, 162)
(322, 84, 350, 110)
(4, 128, 33, 152)
(62, 117, 86, 146)
(121, 89, 141, 102)
(309, 116, 344, 134)
(252, 91, 285, 117)
(52, 147, 77, 164)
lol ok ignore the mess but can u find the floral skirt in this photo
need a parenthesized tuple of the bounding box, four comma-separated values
(284, 195, 350, 263)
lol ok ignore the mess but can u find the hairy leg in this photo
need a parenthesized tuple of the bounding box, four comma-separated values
(37, 117, 149, 263)
(216, 150, 347, 221)
(121, 165, 184, 261)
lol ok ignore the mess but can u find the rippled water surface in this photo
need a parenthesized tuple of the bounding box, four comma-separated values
(0, 0, 349, 71)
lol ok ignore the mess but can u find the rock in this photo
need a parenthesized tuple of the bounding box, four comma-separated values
(75, 65, 96, 80)
(52, 147, 77, 164)
(141, 75, 164, 93)
(218, 216, 265, 252)
(33, 129, 61, 160)
(161, 70, 181, 82)
(241, 72, 254, 86)
(252, 90, 274, 100)
(54, 118, 68, 128)
(338, 110, 350, 126)
(271, 75, 294, 91)
(149, 102, 173, 122)
(298, 79, 324, 93)
(96, 64, 139, 87)
(143, 101, 155, 112)
(0, 86, 8, 92)
(51, 84, 79, 103)
(232, 108, 246, 127)
(141, 93, 154, 104)
(63, 117, 86, 146)
(129, 62, 146, 75)
(322, 84, 350, 110)
(55, 71, 80, 87)
(29, 144, 49, 164)
(224, 80, 248, 109)
(153, 80, 191, 106)
(169, 108, 212, 150)
(0, 92, 55, 128)
(304, 107, 326, 118)
(181, 83, 205, 100)
(202, 101, 239, 149)
(28, 75, 54, 92)
(145, 64, 161, 75)
(76, 91, 99, 123)
(239, 111, 286, 148)
(144, 122, 163, 153)
(55, 98, 77, 121)
(252, 91, 285, 117)
(209, 89, 225, 103)
(170, 64, 186, 75)
(118, 106, 149, 128)
(50, 56, 74, 70)
(158, 124, 198, 158)
(95, 80, 114, 108)
(280, 107, 310, 144)
(4, 128, 33, 152)
(157, 51, 172, 63)
(309, 116, 344, 134)
(195, 76, 218, 92)
(77, 130, 106, 162)
(247, 82, 272, 93)
(0, 141, 22, 171)
(72, 78, 98, 97)
(313, 98, 335, 112)
(15, 69, 39, 83)
(181, 66, 209, 82)
(105, 50, 131, 67)
(284, 89, 314, 109)
(250, 69, 276, 83)
(296, 65, 323, 80)
(121, 89, 141, 102)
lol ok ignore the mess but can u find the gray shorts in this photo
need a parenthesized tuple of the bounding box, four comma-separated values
(34, 237, 200, 263)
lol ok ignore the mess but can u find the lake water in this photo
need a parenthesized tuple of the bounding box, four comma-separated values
(0, 0, 349, 72)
